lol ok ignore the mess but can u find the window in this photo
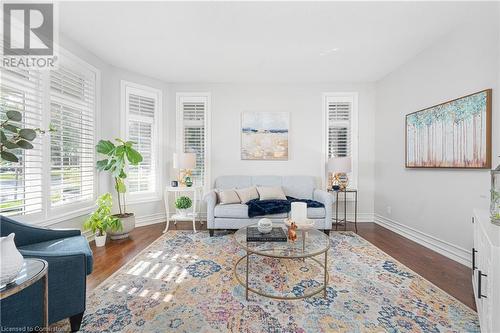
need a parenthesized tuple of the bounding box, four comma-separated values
(323, 92, 358, 188)
(176, 93, 210, 188)
(50, 65, 96, 207)
(0, 69, 44, 216)
(0, 52, 99, 223)
(121, 81, 161, 201)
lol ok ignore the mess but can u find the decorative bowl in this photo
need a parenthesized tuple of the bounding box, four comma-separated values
(257, 218, 273, 234)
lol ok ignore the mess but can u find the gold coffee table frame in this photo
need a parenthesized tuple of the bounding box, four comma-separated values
(234, 225, 330, 301)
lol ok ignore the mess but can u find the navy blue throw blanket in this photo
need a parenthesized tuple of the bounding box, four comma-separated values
(246, 196, 324, 218)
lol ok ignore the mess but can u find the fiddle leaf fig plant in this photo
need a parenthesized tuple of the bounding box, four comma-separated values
(96, 138, 143, 216)
(0, 110, 54, 163)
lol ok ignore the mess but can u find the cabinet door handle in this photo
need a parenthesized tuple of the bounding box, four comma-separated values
(478, 270, 487, 299)
(472, 216, 475, 224)
(472, 248, 477, 271)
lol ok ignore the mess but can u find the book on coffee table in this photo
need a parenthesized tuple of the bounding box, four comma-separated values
(246, 227, 287, 242)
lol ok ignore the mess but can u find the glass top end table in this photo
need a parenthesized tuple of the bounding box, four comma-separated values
(0, 258, 49, 329)
(234, 224, 330, 300)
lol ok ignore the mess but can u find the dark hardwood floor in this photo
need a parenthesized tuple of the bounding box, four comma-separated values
(87, 221, 476, 310)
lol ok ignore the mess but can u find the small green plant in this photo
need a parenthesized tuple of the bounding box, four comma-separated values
(84, 193, 123, 236)
(175, 196, 192, 210)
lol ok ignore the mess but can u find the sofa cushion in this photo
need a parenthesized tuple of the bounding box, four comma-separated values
(218, 189, 241, 204)
(235, 187, 259, 204)
(307, 207, 326, 219)
(252, 176, 282, 187)
(282, 176, 315, 199)
(214, 204, 249, 218)
(19, 235, 93, 275)
(257, 186, 287, 200)
(214, 204, 288, 219)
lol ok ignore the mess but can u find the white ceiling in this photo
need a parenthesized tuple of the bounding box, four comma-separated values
(59, 1, 489, 83)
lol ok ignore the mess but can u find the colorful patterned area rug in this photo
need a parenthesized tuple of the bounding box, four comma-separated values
(75, 231, 479, 332)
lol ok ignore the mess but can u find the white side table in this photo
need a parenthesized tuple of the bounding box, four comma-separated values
(163, 186, 202, 233)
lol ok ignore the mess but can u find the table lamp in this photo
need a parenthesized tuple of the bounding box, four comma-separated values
(173, 152, 196, 186)
(327, 157, 351, 190)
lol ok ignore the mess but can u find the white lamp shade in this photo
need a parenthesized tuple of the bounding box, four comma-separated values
(173, 152, 196, 169)
(328, 157, 352, 173)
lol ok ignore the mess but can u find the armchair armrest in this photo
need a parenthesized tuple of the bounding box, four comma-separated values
(0, 215, 81, 247)
(20, 251, 88, 323)
(313, 189, 334, 230)
(203, 190, 217, 229)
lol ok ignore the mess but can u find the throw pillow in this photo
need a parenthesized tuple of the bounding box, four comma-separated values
(235, 187, 259, 204)
(218, 189, 241, 205)
(257, 186, 287, 201)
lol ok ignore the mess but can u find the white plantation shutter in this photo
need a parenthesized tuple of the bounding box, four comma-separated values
(127, 93, 156, 194)
(327, 101, 351, 158)
(177, 92, 210, 187)
(50, 65, 96, 206)
(0, 68, 44, 216)
(324, 93, 358, 188)
(182, 101, 205, 184)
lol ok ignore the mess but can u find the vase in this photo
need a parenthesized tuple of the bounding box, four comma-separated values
(109, 213, 136, 240)
(0, 233, 24, 285)
(95, 232, 107, 247)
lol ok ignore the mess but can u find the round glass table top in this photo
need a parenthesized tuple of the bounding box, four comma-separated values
(0, 258, 47, 298)
(234, 223, 330, 258)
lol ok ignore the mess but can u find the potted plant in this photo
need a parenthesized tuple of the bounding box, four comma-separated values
(83, 193, 122, 247)
(96, 138, 143, 240)
(175, 196, 192, 217)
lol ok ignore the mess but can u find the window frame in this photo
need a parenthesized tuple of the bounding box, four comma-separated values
(321, 92, 359, 191)
(120, 80, 162, 204)
(7, 48, 101, 226)
(175, 92, 211, 192)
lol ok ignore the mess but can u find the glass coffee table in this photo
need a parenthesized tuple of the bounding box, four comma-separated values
(234, 224, 330, 300)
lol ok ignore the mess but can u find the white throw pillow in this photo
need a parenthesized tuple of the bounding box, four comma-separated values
(235, 187, 259, 204)
(257, 186, 287, 201)
(218, 189, 241, 205)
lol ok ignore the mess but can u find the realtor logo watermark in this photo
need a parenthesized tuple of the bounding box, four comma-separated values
(2, 2, 58, 69)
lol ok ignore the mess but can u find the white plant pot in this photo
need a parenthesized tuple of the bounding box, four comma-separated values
(0, 233, 24, 285)
(109, 213, 135, 240)
(95, 233, 107, 247)
(177, 209, 188, 217)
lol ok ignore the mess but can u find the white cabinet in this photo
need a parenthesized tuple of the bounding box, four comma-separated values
(472, 210, 500, 333)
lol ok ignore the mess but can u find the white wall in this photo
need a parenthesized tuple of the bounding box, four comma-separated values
(374, 6, 500, 265)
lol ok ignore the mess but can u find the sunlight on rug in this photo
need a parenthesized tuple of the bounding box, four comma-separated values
(56, 231, 479, 332)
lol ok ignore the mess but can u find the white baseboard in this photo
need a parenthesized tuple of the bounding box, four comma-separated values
(341, 212, 374, 222)
(374, 214, 470, 267)
(135, 213, 167, 227)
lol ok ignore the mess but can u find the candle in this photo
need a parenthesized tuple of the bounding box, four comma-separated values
(291, 202, 307, 223)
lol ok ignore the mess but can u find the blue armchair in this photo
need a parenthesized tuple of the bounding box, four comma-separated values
(0, 215, 93, 332)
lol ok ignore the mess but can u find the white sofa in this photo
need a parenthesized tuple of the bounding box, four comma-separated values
(204, 175, 334, 236)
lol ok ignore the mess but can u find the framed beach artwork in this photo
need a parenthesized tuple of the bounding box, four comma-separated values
(405, 89, 492, 169)
(241, 112, 289, 160)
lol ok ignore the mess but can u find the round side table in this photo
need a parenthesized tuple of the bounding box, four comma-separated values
(0, 258, 49, 330)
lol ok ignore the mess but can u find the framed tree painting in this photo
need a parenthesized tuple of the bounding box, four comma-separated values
(406, 89, 492, 169)
(241, 112, 289, 160)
